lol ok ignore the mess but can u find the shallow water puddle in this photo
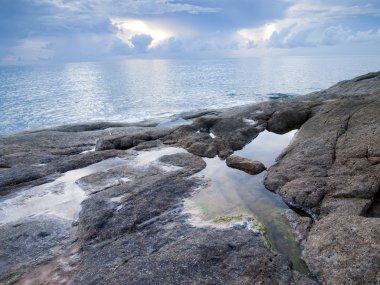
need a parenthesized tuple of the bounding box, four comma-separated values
(186, 130, 309, 274)
(129, 147, 186, 169)
(0, 147, 185, 227)
(0, 157, 129, 225)
(80, 147, 95, 154)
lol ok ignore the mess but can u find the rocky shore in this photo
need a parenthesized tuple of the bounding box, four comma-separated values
(1, 72, 379, 284)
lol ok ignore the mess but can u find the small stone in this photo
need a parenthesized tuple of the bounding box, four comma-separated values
(226, 155, 266, 175)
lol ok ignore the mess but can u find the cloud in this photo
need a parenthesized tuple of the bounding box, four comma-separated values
(39, 0, 220, 15)
(286, 1, 380, 19)
(1, 0, 380, 63)
(237, 0, 380, 49)
(348, 29, 380, 42)
(110, 18, 173, 48)
(130, 34, 153, 53)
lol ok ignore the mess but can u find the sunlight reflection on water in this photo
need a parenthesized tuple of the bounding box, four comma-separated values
(0, 158, 129, 225)
(1, 56, 380, 135)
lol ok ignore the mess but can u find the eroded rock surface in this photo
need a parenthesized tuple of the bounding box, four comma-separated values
(0, 124, 157, 195)
(1, 72, 380, 284)
(304, 214, 380, 285)
(264, 89, 380, 283)
(72, 153, 307, 284)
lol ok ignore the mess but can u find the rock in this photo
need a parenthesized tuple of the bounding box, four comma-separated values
(133, 139, 161, 151)
(267, 106, 311, 134)
(265, 90, 380, 283)
(264, 93, 380, 212)
(319, 197, 372, 217)
(95, 138, 116, 151)
(0, 128, 311, 285)
(278, 177, 327, 216)
(282, 209, 312, 245)
(327, 174, 379, 199)
(0, 217, 69, 284)
(159, 152, 206, 175)
(209, 118, 247, 137)
(304, 214, 380, 285)
(304, 71, 380, 100)
(1, 72, 380, 284)
(226, 155, 266, 175)
(95, 129, 172, 151)
(72, 148, 306, 285)
(73, 225, 301, 285)
(188, 142, 218, 158)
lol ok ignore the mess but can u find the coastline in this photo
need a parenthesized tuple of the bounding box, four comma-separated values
(0, 72, 379, 284)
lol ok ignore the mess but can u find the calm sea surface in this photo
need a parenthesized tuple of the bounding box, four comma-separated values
(1, 56, 380, 135)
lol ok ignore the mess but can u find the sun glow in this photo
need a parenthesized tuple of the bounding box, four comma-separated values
(111, 18, 173, 48)
(238, 23, 277, 45)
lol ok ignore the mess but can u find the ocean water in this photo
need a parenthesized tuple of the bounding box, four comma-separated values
(1, 56, 380, 135)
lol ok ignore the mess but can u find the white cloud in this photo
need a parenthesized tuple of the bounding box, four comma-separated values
(39, 0, 219, 15)
(287, 2, 380, 19)
(116, 0, 220, 15)
(348, 29, 380, 42)
(237, 1, 380, 49)
(110, 18, 173, 48)
(238, 24, 277, 46)
(2, 0, 380, 63)
(39, 0, 83, 11)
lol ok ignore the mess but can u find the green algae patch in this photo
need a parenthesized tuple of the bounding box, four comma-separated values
(251, 219, 272, 249)
(212, 214, 245, 224)
(188, 131, 312, 276)
(210, 214, 274, 251)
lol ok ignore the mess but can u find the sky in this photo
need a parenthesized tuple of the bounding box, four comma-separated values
(1, 0, 380, 63)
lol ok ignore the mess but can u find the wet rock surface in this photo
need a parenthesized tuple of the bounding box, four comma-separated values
(0, 125, 156, 195)
(73, 159, 306, 285)
(226, 155, 266, 175)
(263, 75, 380, 283)
(0, 217, 70, 283)
(1, 72, 379, 284)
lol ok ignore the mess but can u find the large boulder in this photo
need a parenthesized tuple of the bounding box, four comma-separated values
(304, 214, 380, 284)
(264, 91, 380, 283)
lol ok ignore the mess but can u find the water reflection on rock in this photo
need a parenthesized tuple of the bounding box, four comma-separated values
(186, 130, 310, 273)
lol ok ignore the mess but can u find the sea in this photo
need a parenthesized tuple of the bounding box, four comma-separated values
(1, 55, 380, 135)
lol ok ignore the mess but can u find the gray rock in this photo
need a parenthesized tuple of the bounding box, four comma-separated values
(0, 217, 70, 284)
(95, 128, 172, 151)
(278, 177, 327, 216)
(267, 106, 311, 134)
(264, 87, 380, 283)
(304, 214, 380, 285)
(1, 72, 380, 284)
(319, 197, 372, 217)
(282, 209, 312, 245)
(159, 152, 206, 175)
(72, 158, 307, 285)
(304, 71, 380, 100)
(226, 155, 266, 175)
